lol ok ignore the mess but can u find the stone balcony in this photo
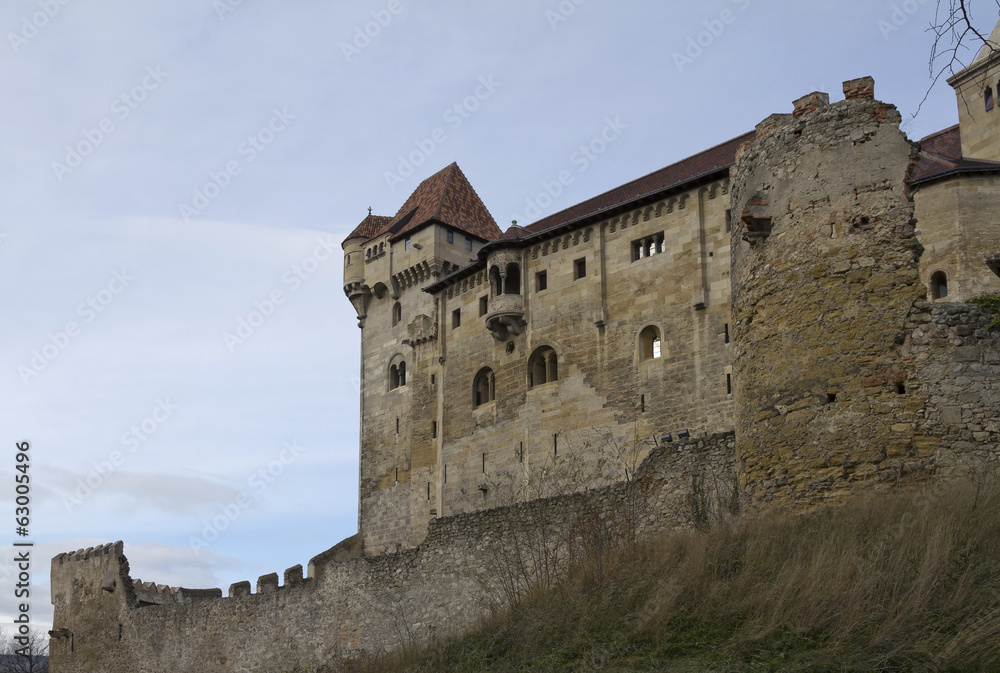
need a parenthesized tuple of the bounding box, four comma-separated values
(484, 293, 524, 340)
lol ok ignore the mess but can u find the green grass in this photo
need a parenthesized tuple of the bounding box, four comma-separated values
(348, 480, 1000, 673)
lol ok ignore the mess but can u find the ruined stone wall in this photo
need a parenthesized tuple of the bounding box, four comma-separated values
(730, 80, 932, 510)
(50, 434, 736, 673)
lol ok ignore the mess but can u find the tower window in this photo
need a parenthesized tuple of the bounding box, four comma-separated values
(465, 236, 473, 252)
(392, 302, 402, 326)
(574, 258, 587, 279)
(431, 421, 437, 438)
(390, 360, 407, 389)
(536, 271, 547, 292)
(632, 233, 665, 261)
(504, 263, 521, 294)
(987, 86, 995, 112)
(639, 325, 663, 361)
(474, 368, 496, 406)
(930, 271, 948, 300)
(479, 295, 488, 316)
(447, 229, 454, 244)
(452, 308, 461, 329)
(528, 346, 558, 387)
(404, 237, 411, 250)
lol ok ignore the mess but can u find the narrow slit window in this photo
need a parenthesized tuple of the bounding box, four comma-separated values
(726, 374, 732, 395)
(987, 86, 995, 112)
(724, 324, 730, 344)
(431, 421, 437, 438)
(447, 229, 454, 244)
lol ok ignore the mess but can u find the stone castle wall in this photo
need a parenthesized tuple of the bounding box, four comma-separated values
(49, 434, 736, 673)
(358, 175, 737, 554)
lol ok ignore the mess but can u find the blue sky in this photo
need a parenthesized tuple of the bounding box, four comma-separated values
(0, 0, 993, 630)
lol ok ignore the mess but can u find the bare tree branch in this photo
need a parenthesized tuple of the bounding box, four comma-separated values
(915, 0, 1000, 117)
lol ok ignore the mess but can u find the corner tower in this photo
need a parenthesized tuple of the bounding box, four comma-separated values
(341, 163, 501, 553)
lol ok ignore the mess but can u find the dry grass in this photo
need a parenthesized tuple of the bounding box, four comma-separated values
(340, 480, 1000, 672)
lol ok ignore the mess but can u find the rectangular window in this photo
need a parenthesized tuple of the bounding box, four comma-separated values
(574, 258, 586, 279)
(465, 236, 473, 252)
(430, 374, 436, 385)
(553, 433, 558, 456)
(536, 271, 547, 292)
(447, 230, 454, 244)
(404, 237, 411, 250)
(988, 86, 995, 112)
(724, 324, 730, 344)
(479, 295, 488, 316)
(640, 394, 645, 413)
(632, 233, 665, 261)
(726, 374, 732, 395)
(431, 421, 437, 438)
(725, 209, 732, 233)
(452, 308, 461, 329)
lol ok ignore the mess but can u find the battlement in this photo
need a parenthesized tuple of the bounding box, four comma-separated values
(52, 541, 123, 565)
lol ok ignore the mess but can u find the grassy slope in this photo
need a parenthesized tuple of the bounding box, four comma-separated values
(356, 481, 1000, 673)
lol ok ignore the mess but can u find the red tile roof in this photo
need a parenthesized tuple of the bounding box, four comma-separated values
(912, 124, 1000, 184)
(344, 212, 394, 243)
(344, 163, 502, 246)
(521, 131, 756, 235)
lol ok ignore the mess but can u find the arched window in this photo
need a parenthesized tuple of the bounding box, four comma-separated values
(489, 265, 503, 297)
(504, 263, 521, 294)
(528, 346, 558, 388)
(392, 302, 402, 326)
(389, 357, 407, 390)
(474, 368, 496, 406)
(639, 326, 663, 361)
(930, 271, 948, 300)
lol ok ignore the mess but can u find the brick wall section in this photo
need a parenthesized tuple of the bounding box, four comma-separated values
(49, 434, 735, 673)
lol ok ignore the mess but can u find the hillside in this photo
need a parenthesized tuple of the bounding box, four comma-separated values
(352, 479, 1000, 673)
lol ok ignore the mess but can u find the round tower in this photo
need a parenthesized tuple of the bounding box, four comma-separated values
(729, 78, 931, 510)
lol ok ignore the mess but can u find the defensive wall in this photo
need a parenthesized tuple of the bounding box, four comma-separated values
(49, 433, 737, 672)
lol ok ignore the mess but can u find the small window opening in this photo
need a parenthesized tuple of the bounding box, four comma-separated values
(427, 482, 431, 500)
(639, 325, 663, 360)
(390, 362, 407, 390)
(431, 374, 436, 385)
(504, 263, 521, 294)
(727, 374, 733, 395)
(444, 464, 447, 483)
(452, 308, 461, 329)
(392, 302, 402, 326)
(447, 229, 454, 244)
(119, 623, 123, 641)
(465, 236, 473, 252)
(640, 394, 646, 412)
(396, 418, 399, 435)
(536, 271, 547, 292)
(431, 421, 437, 438)
(479, 295, 488, 316)
(827, 393, 837, 404)
(725, 209, 732, 233)
(930, 271, 948, 299)
(528, 346, 558, 387)
(404, 237, 411, 250)
(987, 86, 995, 111)
(553, 433, 558, 457)
(474, 368, 496, 406)
(574, 257, 586, 279)
(482, 453, 486, 473)
(895, 383, 906, 395)
(518, 441, 524, 462)
(724, 324, 730, 344)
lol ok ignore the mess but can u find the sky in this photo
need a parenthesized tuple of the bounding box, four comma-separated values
(0, 0, 994, 632)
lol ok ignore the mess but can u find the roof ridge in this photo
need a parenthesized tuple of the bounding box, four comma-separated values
(429, 163, 459, 222)
(918, 124, 960, 144)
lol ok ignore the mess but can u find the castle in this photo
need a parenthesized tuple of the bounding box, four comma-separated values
(47, 32, 1000, 672)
